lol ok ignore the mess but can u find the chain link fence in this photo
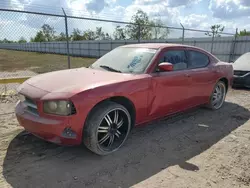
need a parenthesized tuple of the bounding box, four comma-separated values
(0, 8, 249, 96)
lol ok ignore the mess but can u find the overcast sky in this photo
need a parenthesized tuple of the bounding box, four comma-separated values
(1, 0, 250, 40)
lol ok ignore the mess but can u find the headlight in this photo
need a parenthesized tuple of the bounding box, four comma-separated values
(18, 93, 25, 102)
(43, 100, 76, 116)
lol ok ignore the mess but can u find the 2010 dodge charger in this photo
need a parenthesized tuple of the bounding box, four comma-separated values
(15, 43, 233, 155)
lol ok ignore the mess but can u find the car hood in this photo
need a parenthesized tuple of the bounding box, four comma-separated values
(26, 67, 136, 93)
(232, 52, 250, 71)
(233, 63, 250, 71)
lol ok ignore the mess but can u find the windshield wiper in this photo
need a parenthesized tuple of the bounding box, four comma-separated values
(99, 65, 121, 73)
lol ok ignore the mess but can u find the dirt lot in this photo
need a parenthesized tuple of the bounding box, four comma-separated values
(0, 89, 250, 188)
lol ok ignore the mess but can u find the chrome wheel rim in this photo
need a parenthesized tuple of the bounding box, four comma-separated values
(212, 82, 226, 109)
(97, 108, 130, 151)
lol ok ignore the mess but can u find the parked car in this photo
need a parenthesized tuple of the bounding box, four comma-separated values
(15, 43, 233, 155)
(232, 52, 250, 88)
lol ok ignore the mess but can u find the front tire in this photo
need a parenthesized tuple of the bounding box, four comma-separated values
(207, 81, 227, 110)
(83, 101, 131, 155)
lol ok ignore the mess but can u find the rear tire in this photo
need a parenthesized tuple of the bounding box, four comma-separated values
(83, 101, 131, 155)
(207, 81, 226, 110)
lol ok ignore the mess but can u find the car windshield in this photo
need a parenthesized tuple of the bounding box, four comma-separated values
(90, 47, 157, 74)
(233, 52, 250, 71)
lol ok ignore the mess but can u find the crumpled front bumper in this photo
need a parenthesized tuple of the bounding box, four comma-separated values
(15, 101, 81, 146)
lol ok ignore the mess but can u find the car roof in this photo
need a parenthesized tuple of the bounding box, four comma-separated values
(121, 43, 220, 62)
(121, 43, 199, 49)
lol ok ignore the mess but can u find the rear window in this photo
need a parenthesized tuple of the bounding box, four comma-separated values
(187, 50, 209, 69)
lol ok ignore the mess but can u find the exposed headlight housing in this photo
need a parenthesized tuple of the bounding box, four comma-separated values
(18, 93, 25, 102)
(43, 100, 76, 116)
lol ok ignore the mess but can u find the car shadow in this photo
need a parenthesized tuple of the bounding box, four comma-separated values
(2, 102, 250, 188)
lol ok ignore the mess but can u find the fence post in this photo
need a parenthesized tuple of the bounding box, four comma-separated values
(62, 8, 71, 69)
(229, 28, 238, 62)
(88, 41, 90, 57)
(138, 24, 141, 43)
(98, 41, 101, 58)
(211, 31, 215, 53)
(180, 23, 185, 44)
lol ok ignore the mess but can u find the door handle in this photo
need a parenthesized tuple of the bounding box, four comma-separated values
(185, 73, 191, 77)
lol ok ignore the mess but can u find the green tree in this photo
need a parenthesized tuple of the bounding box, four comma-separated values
(113, 25, 126, 40)
(31, 24, 56, 42)
(150, 19, 169, 39)
(18, 37, 27, 43)
(237, 29, 250, 36)
(41, 24, 56, 41)
(31, 31, 46, 42)
(83, 29, 97, 40)
(125, 10, 152, 40)
(71, 29, 84, 41)
(205, 24, 225, 37)
(55, 32, 67, 41)
(104, 33, 112, 40)
(0, 38, 15, 43)
(95, 27, 105, 40)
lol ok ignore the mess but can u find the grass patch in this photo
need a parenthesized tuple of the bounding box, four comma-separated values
(0, 50, 97, 73)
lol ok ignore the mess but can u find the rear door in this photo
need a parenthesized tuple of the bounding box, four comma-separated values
(186, 50, 217, 105)
(148, 48, 192, 119)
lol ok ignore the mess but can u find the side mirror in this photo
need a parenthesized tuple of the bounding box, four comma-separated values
(158, 62, 173, 72)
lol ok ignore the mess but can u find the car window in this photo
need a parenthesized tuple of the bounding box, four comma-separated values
(159, 50, 188, 71)
(187, 50, 209, 69)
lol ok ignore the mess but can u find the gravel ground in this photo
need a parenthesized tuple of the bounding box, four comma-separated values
(0, 89, 250, 188)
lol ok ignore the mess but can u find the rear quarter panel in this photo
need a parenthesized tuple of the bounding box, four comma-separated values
(214, 61, 234, 87)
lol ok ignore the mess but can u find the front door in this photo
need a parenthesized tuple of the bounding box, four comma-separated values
(148, 49, 192, 119)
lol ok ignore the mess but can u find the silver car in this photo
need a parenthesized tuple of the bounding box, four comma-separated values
(233, 52, 250, 88)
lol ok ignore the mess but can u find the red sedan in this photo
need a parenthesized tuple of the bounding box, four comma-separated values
(15, 43, 233, 155)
